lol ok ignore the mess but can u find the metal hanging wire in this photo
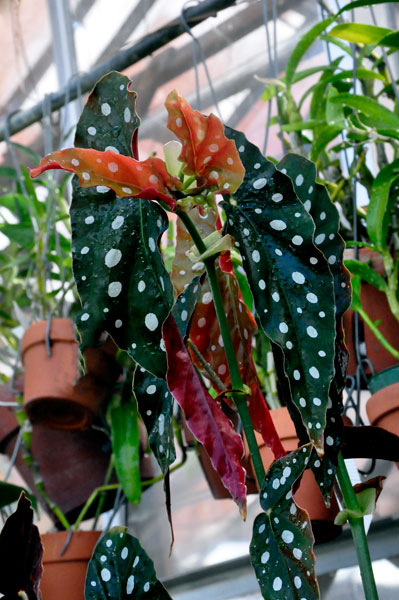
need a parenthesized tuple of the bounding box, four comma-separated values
(261, 0, 285, 156)
(180, 0, 222, 118)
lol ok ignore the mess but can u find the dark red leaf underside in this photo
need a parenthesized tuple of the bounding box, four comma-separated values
(162, 314, 247, 516)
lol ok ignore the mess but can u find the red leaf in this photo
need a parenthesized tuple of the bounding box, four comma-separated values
(163, 314, 247, 516)
(165, 90, 245, 194)
(0, 493, 43, 600)
(30, 149, 181, 209)
(189, 254, 285, 460)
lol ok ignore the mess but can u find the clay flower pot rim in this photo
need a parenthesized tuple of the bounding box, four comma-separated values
(368, 365, 399, 395)
(366, 382, 399, 426)
(21, 318, 77, 358)
(21, 318, 116, 431)
(41, 530, 101, 563)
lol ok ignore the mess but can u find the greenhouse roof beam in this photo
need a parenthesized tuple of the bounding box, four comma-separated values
(0, 0, 236, 142)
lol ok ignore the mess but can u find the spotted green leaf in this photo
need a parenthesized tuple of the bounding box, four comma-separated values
(223, 128, 336, 452)
(172, 277, 202, 338)
(74, 71, 140, 156)
(71, 71, 173, 377)
(85, 526, 172, 599)
(250, 444, 318, 600)
(277, 154, 351, 501)
(109, 394, 141, 506)
(133, 367, 176, 475)
(71, 192, 174, 379)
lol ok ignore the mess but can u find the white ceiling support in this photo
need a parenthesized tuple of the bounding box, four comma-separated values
(47, 0, 81, 147)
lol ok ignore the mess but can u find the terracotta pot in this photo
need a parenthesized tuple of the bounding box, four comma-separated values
(0, 408, 118, 522)
(21, 319, 120, 430)
(344, 249, 399, 376)
(0, 381, 22, 448)
(367, 366, 399, 438)
(197, 407, 341, 543)
(40, 530, 100, 600)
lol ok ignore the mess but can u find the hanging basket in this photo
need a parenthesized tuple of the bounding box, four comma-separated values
(40, 530, 100, 600)
(21, 318, 120, 430)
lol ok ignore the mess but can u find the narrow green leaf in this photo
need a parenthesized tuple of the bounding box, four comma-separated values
(379, 31, 399, 48)
(345, 259, 387, 291)
(250, 444, 318, 600)
(224, 128, 336, 452)
(330, 93, 399, 130)
(133, 368, 176, 475)
(309, 124, 342, 162)
(0, 482, 37, 510)
(309, 57, 343, 120)
(0, 166, 18, 179)
(0, 223, 35, 248)
(292, 65, 338, 84)
(85, 526, 172, 599)
(326, 86, 345, 128)
(337, 0, 399, 17)
(350, 276, 362, 311)
(330, 23, 393, 45)
(285, 18, 334, 88)
(10, 142, 41, 166)
(110, 395, 141, 505)
(366, 159, 399, 250)
(281, 120, 322, 133)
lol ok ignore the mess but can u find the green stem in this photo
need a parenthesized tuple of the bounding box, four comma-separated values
(336, 452, 379, 600)
(72, 459, 188, 531)
(358, 306, 399, 359)
(177, 209, 266, 488)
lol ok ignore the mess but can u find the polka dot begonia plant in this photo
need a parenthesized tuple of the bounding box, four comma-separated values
(30, 71, 351, 600)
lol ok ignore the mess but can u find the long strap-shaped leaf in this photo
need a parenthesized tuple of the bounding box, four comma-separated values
(109, 392, 142, 506)
(163, 314, 247, 516)
(223, 127, 336, 453)
(250, 445, 319, 600)
(85, 526, 172, 599)
(277, 154, 351, 502)
(71, 193, 174, 379)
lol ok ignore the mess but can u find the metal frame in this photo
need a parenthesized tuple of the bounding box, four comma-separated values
(165, 518, 399, 600)
(0, 0, 237, 141)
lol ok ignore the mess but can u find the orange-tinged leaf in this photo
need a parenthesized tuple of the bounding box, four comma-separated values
(171, 206, 218, 295)
(165, 89, 245, 194)
(30, 149, 181, 209)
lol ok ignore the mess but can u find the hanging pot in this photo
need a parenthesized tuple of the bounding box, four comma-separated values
(21, 318, 120, 430)
(344, 249, 399, 377)
(0, 379, 22, 448)
(366, 365, 399, 440)
(0, 408, 117, 523)
(40, 530, 100, 600)
(196, 407, 341, 544)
